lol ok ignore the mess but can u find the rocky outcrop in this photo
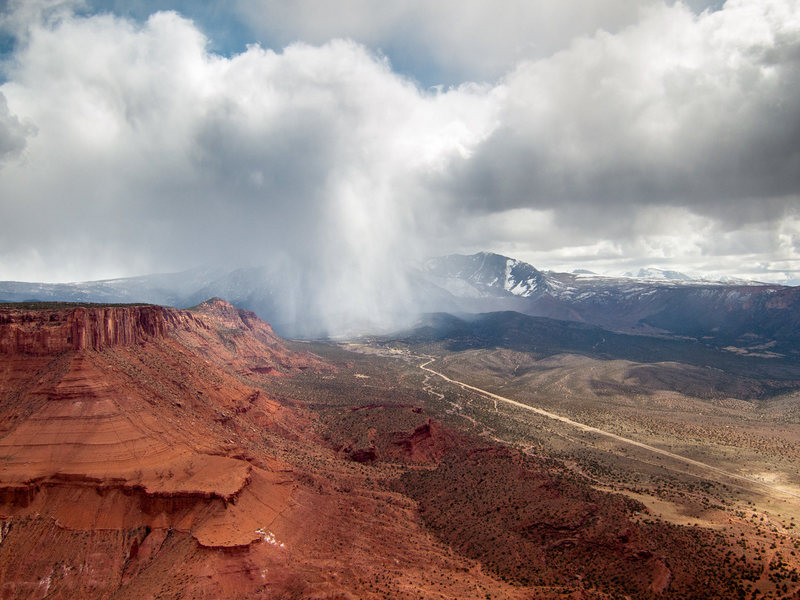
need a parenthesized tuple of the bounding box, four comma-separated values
(191, 297, 277, 343)
(392, 419, 459, 462)
(0, 301, 314, 552)
(0, 464, 293, 549)
(0, 305, 205, 354)
(183, 298, 332, 375)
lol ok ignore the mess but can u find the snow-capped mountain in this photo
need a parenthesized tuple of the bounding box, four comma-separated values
(2, 251, 799, 352)
(419, 252, 800, 355)
(421, 252, 723, 304)
(624, 267, 694, 281)
(423, 252, 549, 299)
(620, 267, 765, 285)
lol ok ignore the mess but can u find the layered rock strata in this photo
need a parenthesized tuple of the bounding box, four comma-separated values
(0, 301, 309, 549)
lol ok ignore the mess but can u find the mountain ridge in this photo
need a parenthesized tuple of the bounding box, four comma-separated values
(422, 252, 800, 355)
(1, 252, 799, 348)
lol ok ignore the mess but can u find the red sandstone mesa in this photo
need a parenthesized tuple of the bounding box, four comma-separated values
(0, 302, 319, 548)
(0, 301, 334, 598)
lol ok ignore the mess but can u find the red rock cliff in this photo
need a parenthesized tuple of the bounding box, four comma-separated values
(0, 301, 307, 552)
(0, 305, 205, 354)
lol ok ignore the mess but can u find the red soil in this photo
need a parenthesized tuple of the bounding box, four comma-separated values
(399, 445, 748, 598)
(0, 300, 789, 599)
(0, 301, 311, 551)
(0, 301, 530, 599)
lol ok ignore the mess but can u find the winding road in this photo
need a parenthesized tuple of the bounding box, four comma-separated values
(418, 357, 800, 501)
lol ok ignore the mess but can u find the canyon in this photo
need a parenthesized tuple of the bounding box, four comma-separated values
(0, 300, 798, 598)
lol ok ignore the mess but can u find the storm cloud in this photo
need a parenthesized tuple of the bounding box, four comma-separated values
(0, 0, 798, 333)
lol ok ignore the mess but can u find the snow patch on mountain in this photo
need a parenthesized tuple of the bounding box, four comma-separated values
(624, 268, 693, 281)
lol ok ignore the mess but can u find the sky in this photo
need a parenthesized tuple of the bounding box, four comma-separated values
(0, 0, 799, 326)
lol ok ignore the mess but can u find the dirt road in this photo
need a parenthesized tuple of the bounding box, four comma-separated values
(419, 358, 800, 501)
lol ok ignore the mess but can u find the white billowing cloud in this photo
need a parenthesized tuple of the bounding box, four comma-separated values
(456, 0, 800, 209)
(0, 9, 500, 332)
(438, 0, 800, 282)
(0, 0, 84, 37)
(233, 0, 660, 84)
(502, 207, 800, 285)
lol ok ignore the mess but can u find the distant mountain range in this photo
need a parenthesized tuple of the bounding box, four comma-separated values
(397, 310, 800, 392)
(621, 266, 763, 284)
(422, 253, 800, 356)
(624, 267, 695, 281)
(2, 251, 799, 354)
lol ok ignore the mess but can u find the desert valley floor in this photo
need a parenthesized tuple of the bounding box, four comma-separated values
(1, 301, 800, 599)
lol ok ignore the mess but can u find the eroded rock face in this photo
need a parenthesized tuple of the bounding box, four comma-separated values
(0, 302, 312, 553)
(0, 303, 519, 600)
(0, 302, 537, 600)
(0, 305, 197, 354)
(180, 298, 332, 376)
(391, 419, 459, 462)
